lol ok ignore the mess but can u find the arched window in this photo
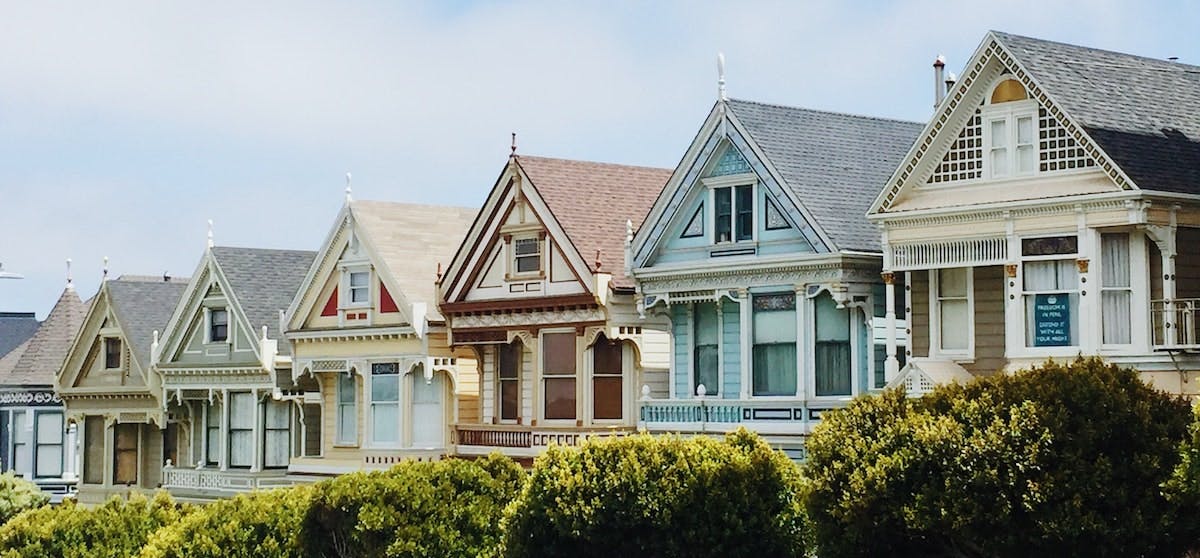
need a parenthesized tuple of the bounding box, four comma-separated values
(990, 78, 1028, 104)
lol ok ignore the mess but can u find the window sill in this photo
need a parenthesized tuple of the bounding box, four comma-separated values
(332, 443, 359, 449)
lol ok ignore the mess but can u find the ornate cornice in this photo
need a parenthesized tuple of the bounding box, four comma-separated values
(452, 306, 607, 329)
(638, 261, 880, 294)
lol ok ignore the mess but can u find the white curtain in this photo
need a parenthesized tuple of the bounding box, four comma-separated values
(337, 374, 356, 444)
(1102, 234, 1132, 344)
(815, 294, 851, 397)
(938, 268, 969, 351)
(752, 295, 797, 396)
(1024, 260, 1079, 347)
(264, 400, 290, 468)
(228, 392, 254, 468)
(693, 302, 720, 396)
(35, 412, 64, 477)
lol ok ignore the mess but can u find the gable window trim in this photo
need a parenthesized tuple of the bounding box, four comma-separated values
(507, 232, 545, 279)
(205, 307, 230, 344)
(929, 267, 976, 361)
(703, 174, 757, 245)
(103, 337, 123, 371)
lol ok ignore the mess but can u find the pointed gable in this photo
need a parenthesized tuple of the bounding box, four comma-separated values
(107, 277, 189, 372)
(211, 246, 315, 354)
(516, 156, 671, 288)
(8, 288, 87, 386)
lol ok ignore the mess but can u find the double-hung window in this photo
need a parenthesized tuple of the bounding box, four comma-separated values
(1022, 236, 1079, 348)
(336, 373, 357, 445)
(34, 412, 63, 478)
(1101, 233, 1133, 345)
(228, 392, 254, 468)
(498, 343, 521, 422)
(984, 78, 1036, 179)
(263, 400, 290, 468)
(11, 411, 27, 476)
(714, 185, 753, 243)
(542, 332, 577, 420)
(513, 238, 541, 274)
(83, 416, 104, 484)
(348, 271, 370, 305)
(814, 293, 852, 397)
(370, 363, 400, 445)
(104, 338, 122, 370)
(935, 268, 972, 355)
(209, 309, 228, 343)
(592, 337, 623, 420)
(693, 302, 719, 396)
(752, 293, 797, 396)
(113, 423, 138, 484)
(206, 400, 221, 466)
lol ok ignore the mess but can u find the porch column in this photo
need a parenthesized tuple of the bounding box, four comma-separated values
(882, 272, 899, 383)
(220, 389, 229, 471)
(739, 289, 751, 399)
(251, 389, 263, 473)
(794, 285, 807, 402)
(1164, 240, 1179, 347)
(198, 402, 208, 467)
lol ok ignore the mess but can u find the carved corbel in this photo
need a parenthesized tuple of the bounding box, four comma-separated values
(582, 325, 608, 348)
(507, 329, 535, 348)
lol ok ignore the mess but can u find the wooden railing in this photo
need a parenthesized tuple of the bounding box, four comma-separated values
(453, 424, 634, 450)
(455, 425, 533, 448)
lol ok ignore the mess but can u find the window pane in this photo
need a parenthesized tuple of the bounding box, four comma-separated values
(514, 238, 539, 255)
(36, 412, 63, 444)
(372, 404, 399, 443)
(229, 393, 255, 429)
(753, 294, 797, 343)
(500, 381, 519, 421)
(371, 375, 399, 403)
(938, 268, 968, 298)
(264, 431, 289, 468)
(815, 293, 851, 396)
(337, 406, 357, 443)
(593, 339, 622, 376)
(1017, 116, 1033, 144)
(735, 185, 753, 241)
(694, 302, 719, 345)
(105, 338, 122, 369)
(84, 416, 104, 484)
(516, 255, 540, 273)
(990, 119, 1007, 146)
(1103, 291, 1132, 344)
(266, 400, 290, 428)
(715, 187, 732, 242)
(815, 294, 850, 342)
(542, 333, 576, 375)
(940, 300, 969, 350)
(1017, 145, 1035, 173)
(229, 431, 253, 467)
(338, 374, 356, 403)
(991, 148, 1009, 176)
(37, 446, 63, 478)
(753, 343, 797, 396)
(544, 378, 576, 420)
(114, 424, 138, 484)
(593, 377, 623, 420)
(1022, 236, 1077, 256)
(1102, 234, 1131, 288)
(350, 271, 369, 287)
(499, 343, 521, 379)
(1023, 260, 1077, 291)
(693, 345, 719, 396)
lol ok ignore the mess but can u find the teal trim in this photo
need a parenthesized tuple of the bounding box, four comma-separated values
(708, 146, 751, 177)
(671, 305, 690, 398)
(721, 301, 741, 399)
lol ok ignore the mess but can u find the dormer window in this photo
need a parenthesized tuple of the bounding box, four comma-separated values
(983, 78, 1036, 179)
(104, 338, 122, 369)
(348, 271, 370, 305)
(714, 185, 753, 243)
(513, 237, 541, 274)
(209, 309, 228, 343)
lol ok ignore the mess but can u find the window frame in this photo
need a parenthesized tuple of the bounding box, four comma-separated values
(10, 411, 28, 477)
(103, 337, 122, 370)
(367, 362, 401, 448)
(226, 392, 255, 469)
(810, 291, 860, 400)
(691, 302, 720, 397)
(82, 416, 105, 485)
(496, 343, 522, 424)
(347, 269, 371, 307)
(208, 307, 229, 344)
(751, 292, 799, 398)
(262, 399, 291, 469)
(33, 410, 64, 479)
(929, 267, 976, 360)
(335, 372, 358, 446)
(704, 174, 757, 245)
(589, 336, 625, 422)
(112, 422, 139, 485)
(511, 235, 543, 277)
(205, 400, 222, 466)
(539, 329, 578, 423)
(1017, 234, 1082, 355)
(981, 98, 1038, 180)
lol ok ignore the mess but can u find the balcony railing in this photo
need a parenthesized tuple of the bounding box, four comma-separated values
(639, 397, 850, 436)
(453, 424, 634, 455)
(1152, 299, 1200, 350)
(161, 464, 296, 494)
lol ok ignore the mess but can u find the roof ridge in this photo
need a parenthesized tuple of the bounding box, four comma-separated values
(212, 245, 317, 255)
(516, 154, 672, 173)
(990, 30, 1200, 71)
(726, 97, 924, 126)
(350, 199, 476, 211)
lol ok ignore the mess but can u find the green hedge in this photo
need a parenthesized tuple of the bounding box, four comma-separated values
(502, 429, 809, 558)
(300, 453, 524, 558)
(0, 491, 185, 558)
(139, 485, 314, 558)
(804, 357, 1196, 558)
(0, 474, 48, 526)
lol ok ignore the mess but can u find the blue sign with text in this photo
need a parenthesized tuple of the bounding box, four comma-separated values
(1033, 293, 1071, 347)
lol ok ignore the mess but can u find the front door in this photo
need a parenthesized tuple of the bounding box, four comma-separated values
(410, 373, 444, 448)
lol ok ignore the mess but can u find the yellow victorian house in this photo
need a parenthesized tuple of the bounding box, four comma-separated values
(283, 195, 476, 475)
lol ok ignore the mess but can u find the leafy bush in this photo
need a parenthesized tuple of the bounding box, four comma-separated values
(805, 357, 1195, 558)
(502, 429, 808, 558)
(139, 485, 314, 558)
(0, 473, 48, 526)
(301, 453, 525, 558)
(0, 491, 185, 558)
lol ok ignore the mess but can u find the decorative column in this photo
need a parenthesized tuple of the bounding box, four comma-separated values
(882, 272, 899, 384)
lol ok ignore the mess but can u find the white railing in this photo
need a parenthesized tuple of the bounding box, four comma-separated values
(1152, 298, 1200, 349)
(161, 464, 295, 493)
(891, 236, 1008, 271)
(638, 398, 850, 436)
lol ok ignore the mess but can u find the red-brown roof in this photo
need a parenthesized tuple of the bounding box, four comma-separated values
(515, 155, 671, 289)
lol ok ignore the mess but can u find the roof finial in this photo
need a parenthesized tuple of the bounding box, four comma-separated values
(66, 258, 74, 290)
(625, 219, 634, 246)
(436, 262, 443, 282)
(102, 256, 109, 280)
(510, 133, 517, 157)
(595, 250, 603, 271)
(345, 172, 353, 202)
(207, 219, 214, 248)
(717, 52, 727, 101)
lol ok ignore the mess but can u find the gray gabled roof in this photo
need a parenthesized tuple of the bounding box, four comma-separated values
(993, 31, 1200, 195)
(211, 246, 315, 355)
(7, 288, 87, 386)
(107, 276, 189, 370)
(727, 99, 923, 252)
(0, 312, 39, 359)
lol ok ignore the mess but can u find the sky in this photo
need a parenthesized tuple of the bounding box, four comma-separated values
(1, 0, 1197, 318)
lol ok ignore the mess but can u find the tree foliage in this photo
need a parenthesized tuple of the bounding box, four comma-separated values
(139, 485, 314, 558)
(300, 453, 525, 558)
(0, 491, 185, 558)
(502, 429, 809, 558)
(0, 473, 48, 526)
(804, 357, 1195, 558)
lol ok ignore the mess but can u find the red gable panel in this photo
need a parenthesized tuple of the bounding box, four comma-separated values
(380, 282, 399, 313)
(320, 289, 338, 317)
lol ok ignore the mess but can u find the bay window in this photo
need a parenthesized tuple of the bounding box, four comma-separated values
(336, 373, 357, 445)
(592, 337, 623, 420)
(498, 343, 521, 422)
(1101, 233, 1132, 345)
(693, 302, 719, 396)
(542, 332, 577, 420)
(1022, 236, 1079, 348)
(228, 392, 254, 468)
(264, 399, 290, 468)
(370, 363, 400, 445)
(752, 293, 797, 396)
(814, 293, 851, 397)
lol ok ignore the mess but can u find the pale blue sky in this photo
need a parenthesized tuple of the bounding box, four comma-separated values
(1, 1, 1197, 318)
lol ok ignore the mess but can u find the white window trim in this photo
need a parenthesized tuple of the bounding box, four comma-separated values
(1099, 230, 1151, 354)
(703, 174, 757, 245)
(364, 361, 403, 450)
(805, 293, 865, 403)
(508, 234, 545, 279)
(537, 328, 579, 426)
(584, 339, 631, 425)
(334, 372, 359, 447)
(748, 291, 802, 400)
(1009, 234, 1085, 359)
(980, 99, 1038, 180)
(343, 267, 372, 308)
(929, 267, 976, 361)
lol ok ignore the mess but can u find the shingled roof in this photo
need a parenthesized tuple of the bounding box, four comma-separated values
(107, 276, 188, 371)
(0, 312, 39, 359)
(351, 200, 476, 322)
(211, 246, 315, 355)
(7, 288, 87, 386)
(992, 31, 1200, 195)
(726, 99, 923, 252)
(516, 155, 672, 288)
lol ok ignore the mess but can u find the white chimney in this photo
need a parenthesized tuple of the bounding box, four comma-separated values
(933, 55, 946, 108)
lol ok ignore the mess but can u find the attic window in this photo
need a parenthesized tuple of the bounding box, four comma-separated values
(990, 79, 1028, 104)
(514, 237, 541, 274)
(210, 309, 228, 343)
(104, 338, 122, 370)
(349, 271, 370, 305)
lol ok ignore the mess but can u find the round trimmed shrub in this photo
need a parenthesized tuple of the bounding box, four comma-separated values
(0, 490, 185, 558)
(0, 473, 48, 526)
(301, 453, 525, 558)
(804, 357, 1195, 558)
(139, 485, 314, 558)
(502, 429, 809, 558)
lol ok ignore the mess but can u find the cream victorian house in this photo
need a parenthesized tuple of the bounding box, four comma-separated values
(438, 154, 673, 461)
(869, 32, 1200, 395)
(154, 244, 315, 501)
(56, 274, 187, 504)
(283, 197, 476, 475)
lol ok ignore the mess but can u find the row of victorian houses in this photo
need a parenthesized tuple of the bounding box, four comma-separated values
(1, 31, 1197, 503)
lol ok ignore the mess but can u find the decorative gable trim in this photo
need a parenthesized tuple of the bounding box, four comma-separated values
(157, 249, 263, 367)
(870, 33, 1139, 215)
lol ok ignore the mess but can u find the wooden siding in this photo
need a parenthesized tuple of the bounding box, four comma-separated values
(721, 300, 741, 398)
(967, 265, 1006, 376)
(671, 305, 689, 398)
(909, 270, 930, 358)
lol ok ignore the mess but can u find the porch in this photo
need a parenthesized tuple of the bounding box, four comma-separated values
(452, 424, 635, 458)
(637, 397, 846, 437)
(160, 464, 305, 500)
(1152, 299, 1200, 351)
